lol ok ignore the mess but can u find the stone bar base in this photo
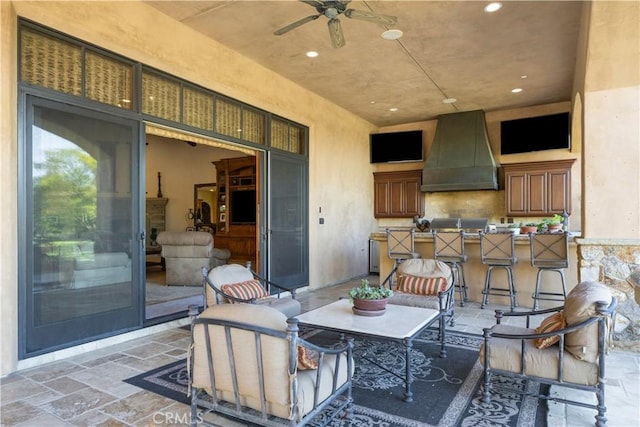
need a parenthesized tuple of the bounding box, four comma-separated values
(576, 239, 640, 352)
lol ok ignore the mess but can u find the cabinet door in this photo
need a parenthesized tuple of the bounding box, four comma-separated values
(389, 179, 406, 216)
(374, 179, 390, 217)
(404, 176, 422, 216)
(506, 172, 527, 215)
(527, 171, 547, 214)
(548, 169, 571, 214)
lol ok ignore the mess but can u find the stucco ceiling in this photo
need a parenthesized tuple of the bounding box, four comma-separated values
(145, 1, 583, 127)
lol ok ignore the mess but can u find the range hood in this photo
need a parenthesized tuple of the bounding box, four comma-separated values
(421, 110, 498, 192)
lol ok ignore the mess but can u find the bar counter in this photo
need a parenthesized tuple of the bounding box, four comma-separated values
(370, 231, 579, 309)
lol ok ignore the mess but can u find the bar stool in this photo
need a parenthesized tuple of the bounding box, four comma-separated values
(386, 228, 420, 286)
(479, 231, 518, 310)
(529, 231, 570, 310)
(432, 230, 468, 307)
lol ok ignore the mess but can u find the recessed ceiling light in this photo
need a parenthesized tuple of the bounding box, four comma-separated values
(521, 75, 528, 79)
(389, 107, 399, 112)
(511, 88, 523, 93)
(381, 29, 403, 40)
(484, 2, 502, 13)
(442, 98, 457, 104)
(370, 100, 376, 104)
(305, 51, 319, 58)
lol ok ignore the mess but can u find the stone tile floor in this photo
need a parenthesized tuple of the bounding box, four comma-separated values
(2, 276, 638, 426)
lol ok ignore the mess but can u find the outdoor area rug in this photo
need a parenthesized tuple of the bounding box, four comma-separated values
(124, 329, 547, 426)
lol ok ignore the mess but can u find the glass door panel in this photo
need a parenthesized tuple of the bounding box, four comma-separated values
(22, 96, 141, 357)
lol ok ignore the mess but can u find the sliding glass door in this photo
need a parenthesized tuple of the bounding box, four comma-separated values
(20, 96, 142, 358)
(267, 152, 308, 287)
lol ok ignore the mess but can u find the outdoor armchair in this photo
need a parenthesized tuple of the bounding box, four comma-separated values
(480, 281, 617, 427)
(202, 263, 301, 318)
(381, 258, 455, 357)
(188, 303, 354, 426)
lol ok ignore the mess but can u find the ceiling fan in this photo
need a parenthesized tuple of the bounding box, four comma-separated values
(274, 0, 398, 48)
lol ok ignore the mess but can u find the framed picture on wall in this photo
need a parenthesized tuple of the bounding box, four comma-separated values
(220, 213, 226, 222)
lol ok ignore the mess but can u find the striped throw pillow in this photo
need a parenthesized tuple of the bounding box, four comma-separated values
(534, 311, 566, 349)
(221, 279, 268, 303)
(397, 275, 448, 295)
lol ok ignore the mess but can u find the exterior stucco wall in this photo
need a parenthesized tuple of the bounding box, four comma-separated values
(0, 0, 19, 379)
(581, 1, 640, 239)
(1, 0, 378, 376)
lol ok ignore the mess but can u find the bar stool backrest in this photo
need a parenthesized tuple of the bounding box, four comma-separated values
(530, 232, 570, 268)
(386, 228, 418, 260)
(479, 232, 517, 265)
(432, 230, 467, 262)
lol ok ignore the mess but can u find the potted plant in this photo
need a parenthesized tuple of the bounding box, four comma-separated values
(349, 279, 393, 316)
(520, 222, 538, 234)
(507, 222, 521, 235)
(541, 214, 564, 232)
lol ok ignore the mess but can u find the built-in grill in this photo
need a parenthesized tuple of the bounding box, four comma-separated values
(429, 217, 489, 232)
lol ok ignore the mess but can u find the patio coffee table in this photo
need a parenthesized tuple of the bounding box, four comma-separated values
(296, 298, 442, 402)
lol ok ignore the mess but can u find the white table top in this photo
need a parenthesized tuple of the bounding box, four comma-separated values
(296, 299, 439, 340)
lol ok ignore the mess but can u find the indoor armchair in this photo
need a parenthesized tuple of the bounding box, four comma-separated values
(156, 231, 230, 286)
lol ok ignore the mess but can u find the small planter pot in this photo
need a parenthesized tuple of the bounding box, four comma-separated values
(547, 224, 563, 233)
(352, 297, 389, 316)
(521, 226, 538, 234)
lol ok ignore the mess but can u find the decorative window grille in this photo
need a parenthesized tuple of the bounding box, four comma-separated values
(183, 86, 214, 131)
(18, 21, 306, 154)
(141, 71, 180, 122)
(85, 51, 133, 110)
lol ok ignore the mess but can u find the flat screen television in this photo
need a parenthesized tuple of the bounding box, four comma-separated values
(230, 189, 256, 224)
(370, 130, 423, 163)
(500, 112, 570, 154)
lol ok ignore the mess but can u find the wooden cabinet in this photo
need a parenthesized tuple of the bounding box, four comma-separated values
(504, 160, 575, 216)
(373, 170, 424, 218)
(213, 156, 257, 266)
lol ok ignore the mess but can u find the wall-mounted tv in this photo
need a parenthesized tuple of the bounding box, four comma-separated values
(370, 130, 423, 163)
(230, 189, 256, 225)
(500, 112, 570, 155)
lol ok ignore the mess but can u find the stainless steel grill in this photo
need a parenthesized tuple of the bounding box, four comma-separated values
(430, 217, 488, 232)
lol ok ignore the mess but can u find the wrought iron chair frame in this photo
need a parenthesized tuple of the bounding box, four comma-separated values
(386, 228, 420, 286)
(432, 230, 468, 307)
(481, 298, 617, 427)
(188, 307, 354, 426)
(380, 260, 455, 354)
(202, 264, 297, 306)
(479, 231, 518, 310)
(529, 231, 570, 310)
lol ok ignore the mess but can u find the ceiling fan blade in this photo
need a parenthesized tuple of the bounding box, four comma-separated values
(274, 14, 321, 35)
(344, 8, 397, 26)
(299, 0, 324, 10)
(327, 18, 346, 48)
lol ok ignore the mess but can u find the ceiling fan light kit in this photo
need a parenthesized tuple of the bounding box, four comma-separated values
(274, 0, 398, 48)
(381, 29, 403, 40)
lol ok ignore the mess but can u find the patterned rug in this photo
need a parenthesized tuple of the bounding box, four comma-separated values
(124, 329, 547, 426)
